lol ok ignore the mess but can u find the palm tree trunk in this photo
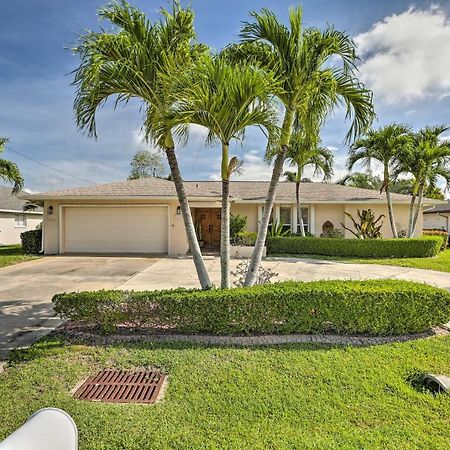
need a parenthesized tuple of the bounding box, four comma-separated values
(244, 146, 288, 286)
(385, 188, 398, 238)
(411, 184, 424, 237)
(407, 193, 417, 238)
(296, 179, 305, 237)
(244, 106, 295, 287)
(220, 179, 230, 288)
(165, 146, 212, 289)
(220, 142, 230, 289)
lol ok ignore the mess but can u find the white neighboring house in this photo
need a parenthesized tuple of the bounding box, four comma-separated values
(0, 186, 43, 245)
(423, 200, 450, 232)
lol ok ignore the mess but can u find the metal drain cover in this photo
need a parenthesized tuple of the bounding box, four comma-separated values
(73, 369, 166, 404)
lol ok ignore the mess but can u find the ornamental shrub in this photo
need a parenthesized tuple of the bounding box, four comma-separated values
(266, 236, 444, 258)
(52, 280, 450, 336)
(423, 229, 449, 250)
(20, 229, 42, 254)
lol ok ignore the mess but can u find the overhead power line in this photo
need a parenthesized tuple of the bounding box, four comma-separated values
(5, 146, 95, 185)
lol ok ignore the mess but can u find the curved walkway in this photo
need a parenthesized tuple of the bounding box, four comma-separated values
(119, 256, 450, 291)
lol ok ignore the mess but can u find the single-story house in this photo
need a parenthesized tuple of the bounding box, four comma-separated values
(0, 186, 43, 245)
(423, 200, 450, 231)
(22, 178, 441, 256)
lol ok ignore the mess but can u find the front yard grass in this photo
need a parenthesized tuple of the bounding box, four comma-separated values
(0, 244, 40, 268)
(1, 337, 449, 449)
(276, 249, 450, 273)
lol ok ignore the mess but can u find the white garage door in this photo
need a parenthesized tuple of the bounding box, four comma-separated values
(63, 206, 168, 254)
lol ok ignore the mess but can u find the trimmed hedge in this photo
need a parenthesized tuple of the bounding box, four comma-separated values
(52, 280, 450, 336)
(423, 229, 449, 250)
(20, 229, 42, 254)
(266, 236, 444, 258)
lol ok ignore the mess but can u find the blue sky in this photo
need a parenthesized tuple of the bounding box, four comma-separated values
(1, 0, 450, 193)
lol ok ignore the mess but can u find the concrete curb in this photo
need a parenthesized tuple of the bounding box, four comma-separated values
(55, 326, 449, 348)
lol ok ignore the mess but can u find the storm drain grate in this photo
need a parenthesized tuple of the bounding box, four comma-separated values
(73, 369, 166, 404)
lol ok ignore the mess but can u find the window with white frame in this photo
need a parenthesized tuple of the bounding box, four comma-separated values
(14, 214, 27, 228)
(279, 205, 292, 232)
(297, 207, 309, 234)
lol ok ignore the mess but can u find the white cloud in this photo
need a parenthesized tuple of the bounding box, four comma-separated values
(355, 6, 450, 104)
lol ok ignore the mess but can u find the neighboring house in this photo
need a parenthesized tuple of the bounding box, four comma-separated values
(0, 186, 43, 245)
(22, 178, 442, 256)
(423, 200, 450, 231)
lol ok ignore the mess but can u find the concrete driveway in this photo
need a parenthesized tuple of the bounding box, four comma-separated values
(119, 256, 450, 291)
(0, 256, 159, 359)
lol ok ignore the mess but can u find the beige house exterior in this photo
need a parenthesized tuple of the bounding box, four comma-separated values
(0, 186, 43, 245)
(23, 178, 439, 256)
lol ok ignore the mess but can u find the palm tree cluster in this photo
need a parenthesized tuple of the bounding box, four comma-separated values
(72, 1, 375, 289)
(347, 124, 450, 238)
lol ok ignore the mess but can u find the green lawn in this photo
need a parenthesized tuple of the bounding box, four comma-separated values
(1, 338, 449, 449)
(0, 244, 40, 268)
(278, 249, 450, 273)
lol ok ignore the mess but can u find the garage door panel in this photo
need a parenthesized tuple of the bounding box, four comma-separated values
(64, 207, 168, 254)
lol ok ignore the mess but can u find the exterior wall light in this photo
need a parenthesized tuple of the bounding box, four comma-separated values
(47, 205, 54, 215)
(176, 206, 181, 215)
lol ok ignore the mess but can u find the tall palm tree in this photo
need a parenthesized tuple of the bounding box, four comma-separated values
(164, 56, 279, 288)
(72, 1, 212, 289)
(285, 131, 333, 236)
(227, 6, 375, 286)
(0, 138, 23, 193)
(398, 126, 450, 237)
(347, 124, 412, 238)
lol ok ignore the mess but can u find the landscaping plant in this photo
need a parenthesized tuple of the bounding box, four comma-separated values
(342, 208, 385, 239)
(0, 137, 23, 193)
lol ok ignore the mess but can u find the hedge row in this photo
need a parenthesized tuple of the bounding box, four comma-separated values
(52, 280, 450, 336)
(423, 229, 449, 250)
(266, 236, 444, 258)
(20, 229, 42, 254)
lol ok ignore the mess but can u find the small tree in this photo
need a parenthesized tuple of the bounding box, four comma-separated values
(128, 149, 165, 179)
(342, 209, 385, 239)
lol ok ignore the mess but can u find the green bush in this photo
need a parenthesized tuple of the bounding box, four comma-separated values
(20, 229, 42, 254)
(266, 236, 444, 258)
(235, 231, 257, 246)
(230, 214, 247, 244)
(423, 229, 449, 250)
(52, 280, 450, 336)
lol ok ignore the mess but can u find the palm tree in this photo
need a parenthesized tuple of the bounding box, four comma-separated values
(0, 138, 23, 193)
(164, 56, 279, 288)
(347, 124, 412, 238)
(285, 131, 333, 236)
(398, 126, 450, 237)
(337, 172, 382, 190)
(72, 1, 212, 289)
(227, 6, 375, 286)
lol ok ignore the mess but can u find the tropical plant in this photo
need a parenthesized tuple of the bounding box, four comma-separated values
(226, 6, 375, 286)
(337, 172, 382, 190)
(397, 126, 450, 237)
(0, 137, 23, 193)
(285, 130, 333, 236)
(231, 259, 278, 287)
(230, 214, 247, 245)
(341, 209, 385, 239)
(163, 55, 278, 288)
(72, 1, 212, 289)
(347, 124, 412, 238)
(128, 149, 165, 179)
(268, 220, 291, 237)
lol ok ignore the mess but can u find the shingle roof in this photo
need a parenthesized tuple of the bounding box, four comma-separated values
(424, 200, 450, 214)
(0, 186, 43, 212)
(21, 177, 442, 205)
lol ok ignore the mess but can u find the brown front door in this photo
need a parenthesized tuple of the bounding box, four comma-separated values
(195, 209, 221, 247)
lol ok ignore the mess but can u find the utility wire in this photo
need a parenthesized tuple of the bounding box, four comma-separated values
(5, 146, 95, 185)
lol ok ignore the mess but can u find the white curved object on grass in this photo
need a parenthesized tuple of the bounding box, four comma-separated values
(0, 408, 78, 450)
